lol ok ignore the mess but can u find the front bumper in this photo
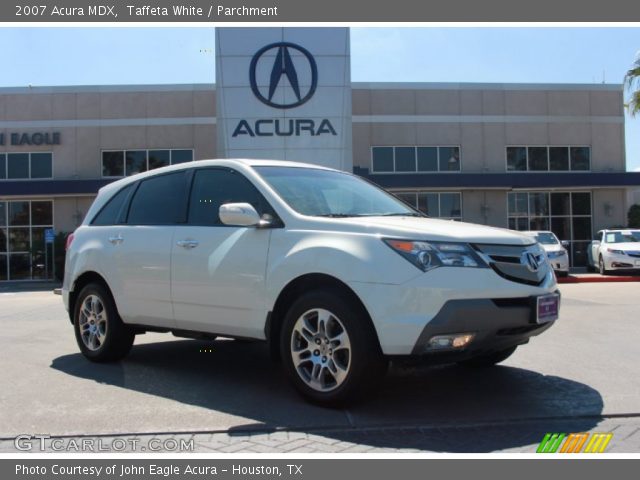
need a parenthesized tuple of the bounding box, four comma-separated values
(604, 252, 640, 270)
(348, 266, 558, 355)
(547, 255, 569, 273)
(409, 296, 556, 360)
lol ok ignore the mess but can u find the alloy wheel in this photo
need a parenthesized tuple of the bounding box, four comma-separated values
(290, 308, 352, 392)
(78, 294, 108, 351)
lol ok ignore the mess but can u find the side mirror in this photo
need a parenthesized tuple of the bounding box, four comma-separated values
(219, 203, 262, 227)
(561, 240, 570, 248)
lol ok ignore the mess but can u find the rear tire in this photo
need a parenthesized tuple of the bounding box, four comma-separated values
(458, 346, 517, 367)
(73, 283, 135, 362)
(280, 289, 387, 406)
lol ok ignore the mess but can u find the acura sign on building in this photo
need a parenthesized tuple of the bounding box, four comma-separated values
(215, 27, 353, 170)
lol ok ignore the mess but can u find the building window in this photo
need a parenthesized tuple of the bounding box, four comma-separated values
(171, 149, 194, 164)
(528, 147, 549, 171)
(417, 147, 438, 171)
(102, 151, 125, 177)
(148, 150, 170, 170)
(0, 200, 54, 281)
(101, 149, 194, 178)
(395, 147, 416, 172)
(506, 146, 590, 172)
(372, 146, 461, 173)
(125, 150, 147, 176)
(506, 147, 527, 171)
(393, 191, 462, 220)
(0, 153, 53, 180)
(549, 147, 569, 170)
(371, 147, 393, 172)
(508, 191, 592, 266)
(570, 147, 590, 171)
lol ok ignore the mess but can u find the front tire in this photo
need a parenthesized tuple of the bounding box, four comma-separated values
(280, 290, 387, 406)
(73, 283, 135, 362)
(458, 346, 517, 367)
(599, 255, 609, 276)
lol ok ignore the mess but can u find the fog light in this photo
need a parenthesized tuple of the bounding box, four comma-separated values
(428, 333, 475, 350)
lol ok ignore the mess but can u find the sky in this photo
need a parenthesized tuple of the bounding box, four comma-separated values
(0, 26, 638, 171)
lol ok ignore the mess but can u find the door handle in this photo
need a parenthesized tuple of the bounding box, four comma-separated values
(177, 239, 199, 249)
(108, 234, 123, 245)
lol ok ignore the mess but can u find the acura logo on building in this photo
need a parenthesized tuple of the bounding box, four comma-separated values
(249, 42, 318, 109)
(232, 41, 336, 138)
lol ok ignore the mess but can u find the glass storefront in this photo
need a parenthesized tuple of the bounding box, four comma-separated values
(0, 200, 54, 281)
(508, 191, 592, 266)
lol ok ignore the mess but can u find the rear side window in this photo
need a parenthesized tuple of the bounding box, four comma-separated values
(91, 184, 133, 226)
(188, 169, 273, 226)
(127, 172, 187, 225)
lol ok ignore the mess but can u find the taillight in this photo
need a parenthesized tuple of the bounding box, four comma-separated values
(65, 232, 75, 251)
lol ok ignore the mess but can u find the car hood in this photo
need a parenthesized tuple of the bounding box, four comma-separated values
(606, 242, 640, 251)
(540, 244, 565, 253)
(324, 216, 535, 245)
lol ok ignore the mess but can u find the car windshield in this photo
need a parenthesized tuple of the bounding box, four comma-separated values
(533, 232, 559, 245)
(605, 231, 640, 243)
(254, 166, 421, 217)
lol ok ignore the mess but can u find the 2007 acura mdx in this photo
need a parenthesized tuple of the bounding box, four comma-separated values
(63, 159, 559, 405)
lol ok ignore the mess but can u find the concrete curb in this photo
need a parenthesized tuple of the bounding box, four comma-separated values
(558, 274, 640, 284)
(0, 281, 62, 293)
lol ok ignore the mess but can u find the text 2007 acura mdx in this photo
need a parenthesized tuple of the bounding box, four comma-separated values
(63, 159, 559, 405)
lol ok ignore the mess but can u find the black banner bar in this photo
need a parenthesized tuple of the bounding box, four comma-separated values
(3, 0, 640, 22)
(3, 459, 640, 480)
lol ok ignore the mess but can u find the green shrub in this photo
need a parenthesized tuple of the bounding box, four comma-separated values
(628, 204, 640, 228)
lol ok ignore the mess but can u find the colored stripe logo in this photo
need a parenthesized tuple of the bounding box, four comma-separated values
(537, 433, 612, 453)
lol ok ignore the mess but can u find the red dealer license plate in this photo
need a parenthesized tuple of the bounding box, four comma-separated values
(536, 293, 559, 324)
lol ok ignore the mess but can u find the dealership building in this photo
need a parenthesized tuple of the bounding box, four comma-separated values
(1, 27, 640, 281)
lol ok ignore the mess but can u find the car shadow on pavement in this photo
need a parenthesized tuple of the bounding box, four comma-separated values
(51, 338, 604, 452)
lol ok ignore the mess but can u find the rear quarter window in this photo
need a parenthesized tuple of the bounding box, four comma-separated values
(91, 184, 134, 226)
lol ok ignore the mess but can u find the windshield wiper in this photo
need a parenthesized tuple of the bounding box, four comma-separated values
(316, 213, 364, 218)
(316, 212, 424, 218)
(377, 212, 424, 217)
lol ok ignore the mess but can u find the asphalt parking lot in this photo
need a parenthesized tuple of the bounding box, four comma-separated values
(1, 283, 639, 453)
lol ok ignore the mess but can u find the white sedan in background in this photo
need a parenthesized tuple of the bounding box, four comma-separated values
(523, 231, 570, 277)
(588, 229, 640, 275)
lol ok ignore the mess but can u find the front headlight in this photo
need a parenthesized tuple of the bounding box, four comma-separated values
(607, 248, 625, 255)
(547, 250, 567, 259)
(383, 239, 488, 272)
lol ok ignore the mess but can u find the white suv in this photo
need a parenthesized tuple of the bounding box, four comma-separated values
(63, 159, 559, 405)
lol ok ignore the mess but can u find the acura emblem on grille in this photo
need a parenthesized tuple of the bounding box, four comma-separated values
(522, 252, 540, 272)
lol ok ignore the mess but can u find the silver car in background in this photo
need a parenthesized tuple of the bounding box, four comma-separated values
(523, 231, 570, 277)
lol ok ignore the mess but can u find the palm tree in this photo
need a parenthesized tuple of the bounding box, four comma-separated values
(624, 53, 640, 117)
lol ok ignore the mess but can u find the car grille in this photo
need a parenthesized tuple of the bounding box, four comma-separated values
(625, 251, 640, 258)
(472, 243, 550, 286)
